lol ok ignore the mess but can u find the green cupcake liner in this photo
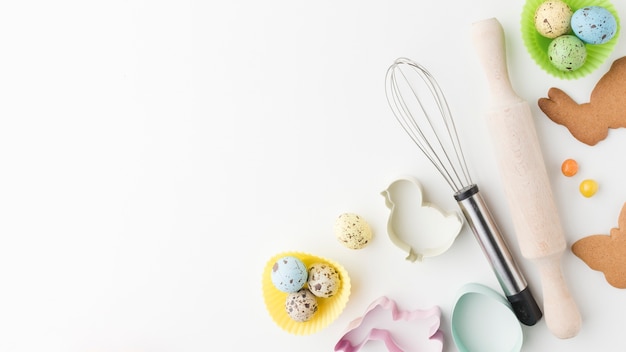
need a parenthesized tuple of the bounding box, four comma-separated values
(521, 0, 620, 80)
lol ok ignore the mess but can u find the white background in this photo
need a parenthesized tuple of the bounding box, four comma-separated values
(1, 0, 626, 351)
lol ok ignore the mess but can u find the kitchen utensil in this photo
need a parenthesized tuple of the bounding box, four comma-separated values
(471, 17, 581, 338)
(381, 176, 463, 262)
(335, 296, 443, 352)
(385, 58, 542, 326)
(452, 283, 524, 352)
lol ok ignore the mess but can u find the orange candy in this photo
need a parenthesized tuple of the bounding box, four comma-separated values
(561, 158, 578, 177)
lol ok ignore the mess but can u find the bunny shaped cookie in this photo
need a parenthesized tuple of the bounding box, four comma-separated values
(538, 56, 626, 146)
(572, 202, 626, 288)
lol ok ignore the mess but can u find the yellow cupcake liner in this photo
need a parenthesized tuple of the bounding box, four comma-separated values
(262, 251, 351, 335)
(521, 0, 620, 79)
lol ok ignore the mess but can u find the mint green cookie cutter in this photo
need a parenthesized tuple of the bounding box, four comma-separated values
(452, 283, 524, 352)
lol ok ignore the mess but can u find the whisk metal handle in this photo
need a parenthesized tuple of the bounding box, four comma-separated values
(455, 184, 542, 326)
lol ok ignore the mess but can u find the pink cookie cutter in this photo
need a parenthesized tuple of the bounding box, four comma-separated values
(334, 296, 443, 352)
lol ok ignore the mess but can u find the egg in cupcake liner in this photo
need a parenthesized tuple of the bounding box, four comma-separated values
(262, 251, 351, 335)
(521, 0, 620, 79)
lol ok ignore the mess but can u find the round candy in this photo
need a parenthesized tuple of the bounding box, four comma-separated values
(561, 158, 578, 177)
(534, 0, 573, 38)
(548, 35, 587, 72)
(285, 288, 318, 322)
(571, 6, 617, 44)
(271, 256, 308, 293)
(579, 179, 598, 198)
(334, 213, 373, 250)
(307, 262, 340, 298)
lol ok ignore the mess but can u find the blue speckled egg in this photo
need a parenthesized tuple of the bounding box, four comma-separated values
(548, 35, 587, 71)
(271, 256, 308, 293)
(571, 6, 617, 44)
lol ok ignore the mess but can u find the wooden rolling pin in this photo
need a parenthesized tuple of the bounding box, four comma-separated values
(470, 18, 581, 339)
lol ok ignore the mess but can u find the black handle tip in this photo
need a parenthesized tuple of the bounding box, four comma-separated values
(507, 286, 543, 326)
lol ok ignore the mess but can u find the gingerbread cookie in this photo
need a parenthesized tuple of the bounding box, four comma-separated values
(572, 202, 626, 288)
(538, 56, 626, 146)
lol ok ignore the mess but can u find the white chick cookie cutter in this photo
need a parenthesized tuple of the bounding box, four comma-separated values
(381, 176, 463, 262)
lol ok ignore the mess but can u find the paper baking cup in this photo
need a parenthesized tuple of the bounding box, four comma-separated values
(521, 0, 620, 79)
(262, 251, 351, 335)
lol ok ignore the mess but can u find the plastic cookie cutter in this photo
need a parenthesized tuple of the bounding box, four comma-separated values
(451, 283, 523, 352)
(334, 296, 443, 352)
(381, 176, 464, 262)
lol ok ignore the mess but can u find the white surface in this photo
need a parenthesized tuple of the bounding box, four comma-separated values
(1, 1, 626, 351)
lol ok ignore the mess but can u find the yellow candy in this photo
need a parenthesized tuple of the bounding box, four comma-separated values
(579, 179, 598, 198)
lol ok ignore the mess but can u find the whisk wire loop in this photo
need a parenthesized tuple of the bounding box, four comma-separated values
(385, 58, 473, 193)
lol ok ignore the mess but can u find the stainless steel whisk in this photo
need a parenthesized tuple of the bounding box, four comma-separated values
(384, 57, 542, 326)
(385, 57, 472, 194)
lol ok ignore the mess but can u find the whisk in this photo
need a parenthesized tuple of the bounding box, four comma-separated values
(385, 57, 542, 326)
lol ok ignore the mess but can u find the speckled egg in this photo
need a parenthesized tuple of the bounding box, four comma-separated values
(307, 262, 341, 298)
(571, 6, 617, 44)
(271, 256, 308, 293)
(285, 288, 318, 322)
(534, 0, 573, 38)
(334, 213, 372, 250)
(548, 35, 587, 71)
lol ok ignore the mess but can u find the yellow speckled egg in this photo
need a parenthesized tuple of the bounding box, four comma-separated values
(334, 213, 372, 250)
(534, 0, 573, 38)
